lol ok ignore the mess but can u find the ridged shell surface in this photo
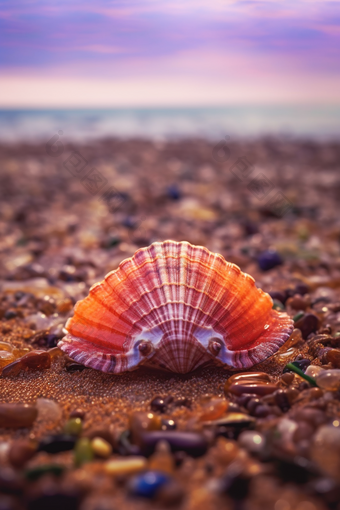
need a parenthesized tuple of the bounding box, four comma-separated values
(58, 241, 294, 374)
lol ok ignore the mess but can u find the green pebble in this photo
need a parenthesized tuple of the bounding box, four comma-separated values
(25, 464, 64, 481)
(74, 438, 93, 467)
(293, 311, 305, 323)
(272, 299, 285, 311)
(64, 418, 82, 436)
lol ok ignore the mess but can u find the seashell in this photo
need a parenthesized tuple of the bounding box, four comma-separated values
(58, 241, 293, 374)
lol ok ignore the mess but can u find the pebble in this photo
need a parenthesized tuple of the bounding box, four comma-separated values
(274, 389, 291, 412)
(91, 437, 112, 458)
(38, 435, 76, 454)
(286, 294, 309, 311)
(316, 369, 340, 391)
(161, 419, 177, 431)
(227, 382, 277, 396)
(64, 418, 82, 436)
(257, 250, 283, 271)
(0, 341, 13, 352)
(140, 431, 208, 458)
(150, 396, 171, 413)
(326, 349, 340, 368)
(128, 471, 171, 499)
(238, 431, 265, 453)
(129, 412, 162, 444)
(0, 351, 15, 368)
(1, 350, 51, 377)
(74, 438, 93, 467)
(305, 365, 325, 378)
(199, 398, 228, 421)
(0, 404, 37, 428)
(36, 398, 62, 425)
(295, 313, 319, 339)
(269, 291, 287, 304)
(105, 456, 147, 476)
(281, 373, 294, 385)
(276, 418, 298, 443)
(4, 310, 17, 320)
(8, 440, 37, 469)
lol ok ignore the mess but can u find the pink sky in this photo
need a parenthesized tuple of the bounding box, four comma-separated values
(1, 0, 340, 107)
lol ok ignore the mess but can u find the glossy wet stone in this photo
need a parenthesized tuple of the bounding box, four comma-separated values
(326, 349, 340, 368)
(128, 471, 171, 498)
(311, 425, 340, 481)
(38, 435, 76, 454)
(140, 431, 208, 458)
(1, 351, 51, 377)
(227, 382, 278, 396)
(199, 398, 228, 421)
(0, 404, 38, 428)
(316, 369, 340, 391)
(0, 351, 15, 368)
(295, 313, 319, 339)
(150, 396, 170, 413)
(239, 431, 265, 453)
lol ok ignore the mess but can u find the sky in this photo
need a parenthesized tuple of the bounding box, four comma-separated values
(0, 0, 340, 107)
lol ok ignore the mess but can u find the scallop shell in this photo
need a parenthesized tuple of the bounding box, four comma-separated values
(58, 240, 293, 374)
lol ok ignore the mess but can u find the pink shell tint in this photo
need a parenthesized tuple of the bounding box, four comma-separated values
(58, 241, 294, 374)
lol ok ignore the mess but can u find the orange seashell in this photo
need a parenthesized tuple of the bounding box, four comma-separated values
(58, 241, 293, 374)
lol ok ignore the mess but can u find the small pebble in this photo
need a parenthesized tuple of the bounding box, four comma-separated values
(0, 351, 15, 368)
(238, 431, 265, 453)
(199, 398, 228, 421)
(227, 382, 277, 397)
(74, 438, 93, 467)
(257, 250, 283, 271)
(0, 404, 37, 428)
(150, 396, 168, 413)
(281, 373, 294, 385)
(91, 437, 112, 458)
(128, 471, 171, 499)
(161, 419, 177, 431)
(36, 398, 62, 424)
(8, 440, 37, 469)
(64, 418, 82, 436)
(295, 313, 319, 339)
(105, 456, 147, 476)
(275, 389, 291, 412)
(140, 431, 208, 458)
(316, 369, 340, 391)
(326, 349, 340, 368)
(305, 365, 325, 378)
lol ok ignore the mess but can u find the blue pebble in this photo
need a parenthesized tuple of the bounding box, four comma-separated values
(128, 471, 170, 498)
(258, 250, 283, 271)
(167, 184, 181, 200)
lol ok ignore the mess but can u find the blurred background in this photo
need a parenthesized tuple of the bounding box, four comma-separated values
(1, 0, 340, 140)
(0, 0, 340, 292)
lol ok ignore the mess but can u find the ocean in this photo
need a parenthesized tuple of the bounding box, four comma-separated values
(1, 105, 340, 142)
